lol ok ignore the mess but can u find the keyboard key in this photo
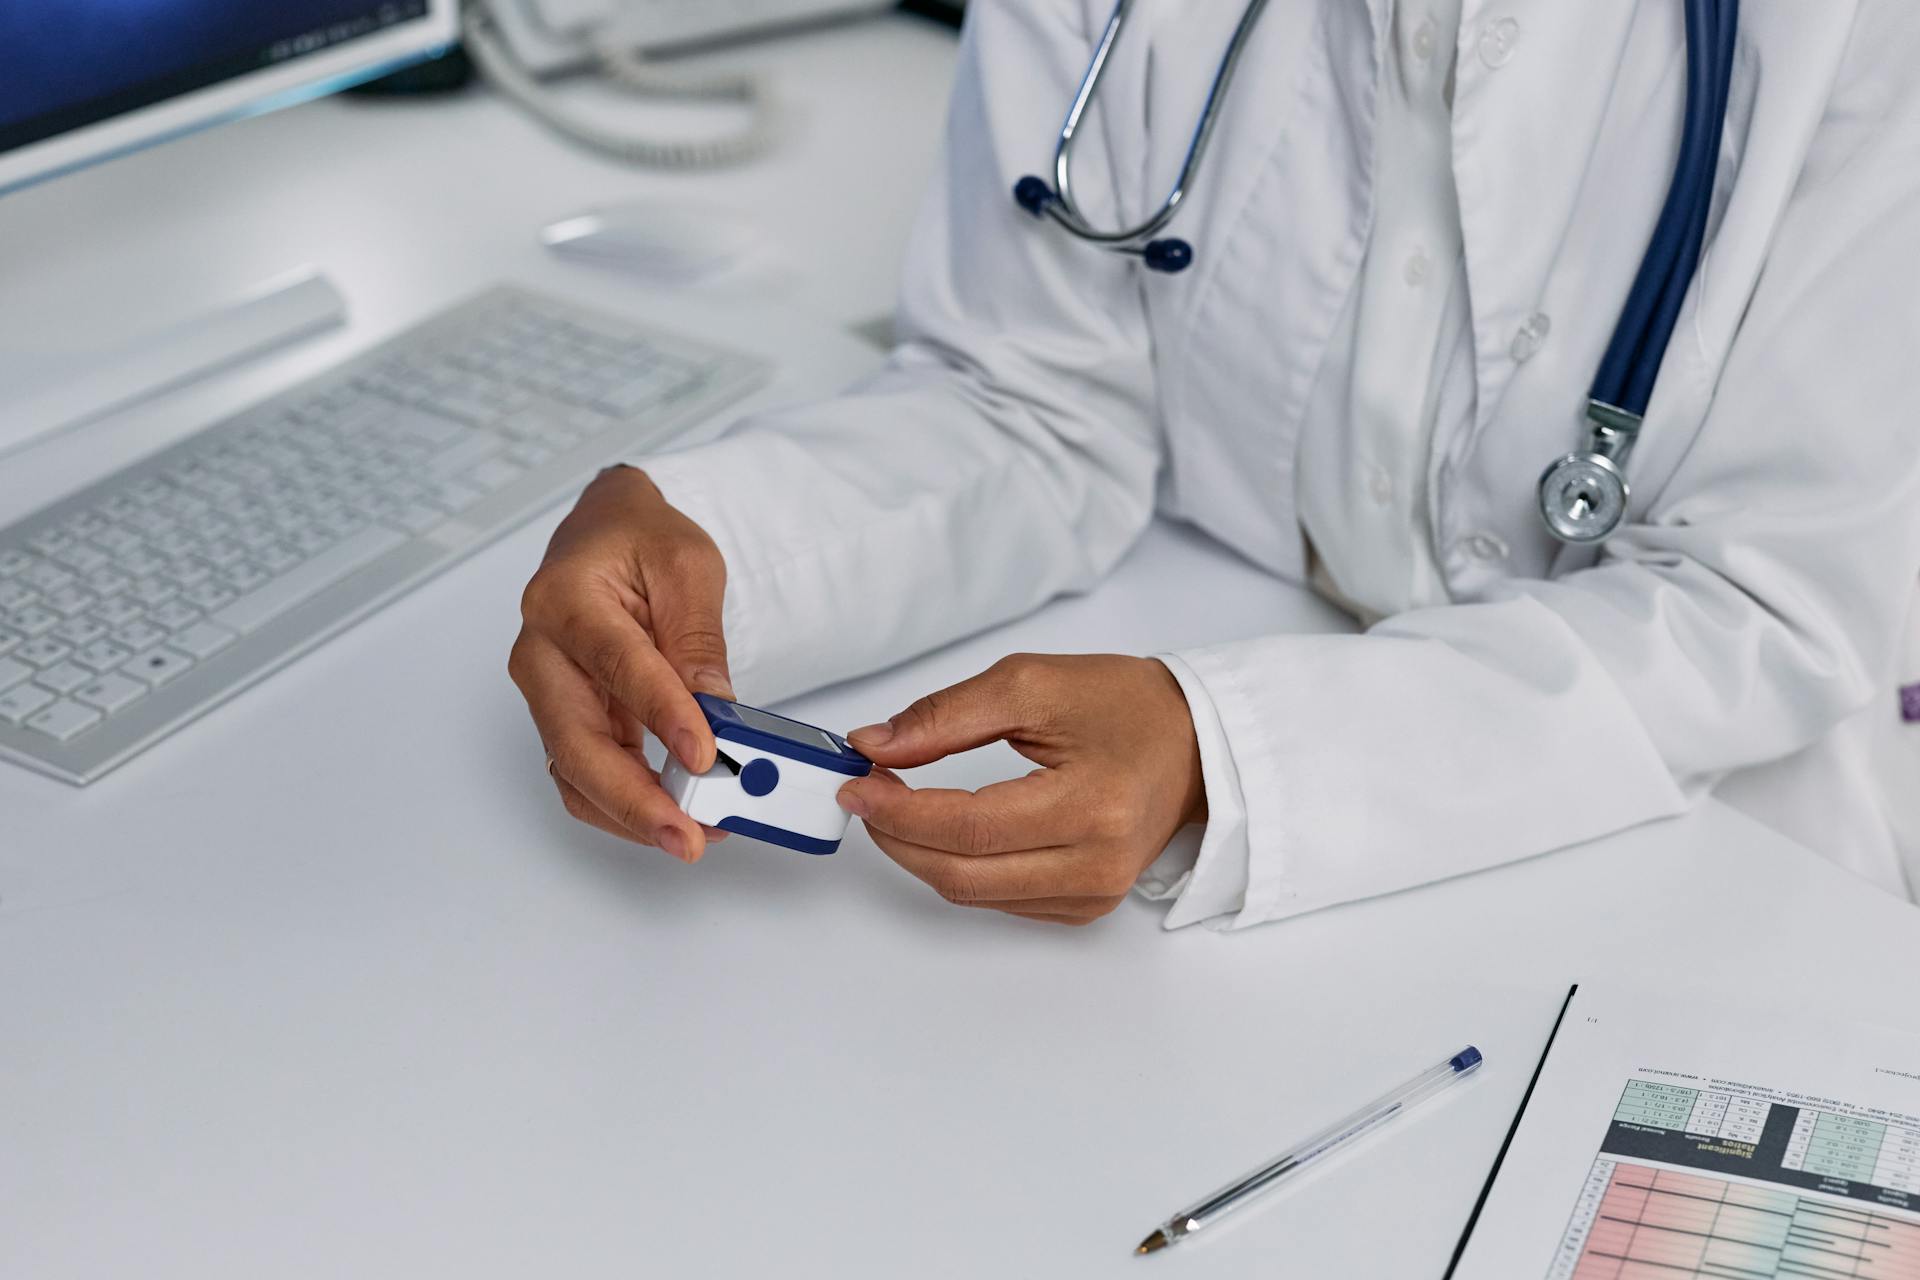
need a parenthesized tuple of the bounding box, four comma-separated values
(91, 596, 146, 629)
(74, 673, 147, 714)
(26, 529, 78, 559)
(393, 504, 446, 535)
(182, 580, 237, 612)
(64, 512, 110, 540)
(130, 577, 180, 607)
(0, 656, 30, 691)
(201, 538, 246, 569)
(6, 606, 61, 638)
(425, 480, 484, 513)
(256, 542, 302, 574)
(465, 458, 525, 493)
(124, 647, 194, 686)
(52, 616, 109, 648)
(0, 548, 32, 577)
(222, 562, 270, 593)
(25, 698, 102, 742)
(20, 561, 73, 593)
(0, 580, 37, 611)
(506, 442, 555, 469)
(45, 585, 96, 617)
(91, 525, 144, 556)
(83, 567, 133, 597)
(0, 682, 56, 725)
(428, 392, 503, 426)
(149, 599, 202, 631)
(170, 621, 237, 659)
(291, 526, 335, 556)
(426, 432, 503, 479)
(52, 543, 110, 574)
(165, 558, 214, 589)
(15, 636, 70, 667)
(33, 662, 91, 695)
(0, 629, 18, 658)
(112, 620, 169, 652)
(387, 407, 468, 447)
(213, 525, 405, 634)
(74, 640, 133, 672)
(118, 545, 168, 577)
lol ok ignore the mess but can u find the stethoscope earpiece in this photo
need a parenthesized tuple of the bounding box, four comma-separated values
(1140, 240, 1194, 273)
(1013, 175, 1056, 218)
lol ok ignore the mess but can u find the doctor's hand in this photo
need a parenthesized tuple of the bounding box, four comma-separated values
(836, 654, 1206, 925)
(509, 465, 733, 863)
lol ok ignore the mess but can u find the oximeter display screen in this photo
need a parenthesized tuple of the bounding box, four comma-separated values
(730, 703, 842, 752)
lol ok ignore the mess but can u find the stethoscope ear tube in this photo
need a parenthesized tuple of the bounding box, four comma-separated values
(1011, 0, 1273, 274)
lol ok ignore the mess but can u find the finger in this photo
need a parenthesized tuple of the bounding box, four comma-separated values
(962, 895, 1126, 918)
(606, 696, 648, 749)
(513, 636, 708, 860)
(643, 548, 735, 700)
(1003, 911, 1099, 926)
(549, 590, 717, 772)
(552, 774, 648, 844)
(866, 828, 1136, 903)
(838, 767, 1080, 855)
(846, 656, 1049, 767)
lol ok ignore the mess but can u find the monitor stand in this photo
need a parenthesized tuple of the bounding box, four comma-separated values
(0, 267, 346, 462)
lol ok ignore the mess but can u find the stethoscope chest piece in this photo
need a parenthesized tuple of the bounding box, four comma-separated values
(1537, 451, 1630, 545)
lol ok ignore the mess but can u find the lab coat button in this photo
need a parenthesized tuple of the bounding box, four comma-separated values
(1511, 312, 1552, 362)
(1404, 249, 1432, 287)
(1479, 17, 1520, 68)
(1368, 466, 1395, 505)
(1412, 17, 1437, 62)
(1462, 533, 1510, 562)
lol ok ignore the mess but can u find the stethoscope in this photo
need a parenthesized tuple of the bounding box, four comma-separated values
(1013, 0, 1738, 545)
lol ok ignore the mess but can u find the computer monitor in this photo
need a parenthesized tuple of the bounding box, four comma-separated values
(0, 0, 460, 195)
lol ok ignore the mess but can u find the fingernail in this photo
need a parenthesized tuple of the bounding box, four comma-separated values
(659, 827, 690, 861)
(672, 729, 704, 770)
(838, 786, 870, 818)
(849, 721, 894, 746)
(693, 669, 735, 699)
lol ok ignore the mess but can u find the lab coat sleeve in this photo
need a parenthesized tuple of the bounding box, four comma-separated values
(1157, 17, 1920, 928)
(634, 0, 1160, 705)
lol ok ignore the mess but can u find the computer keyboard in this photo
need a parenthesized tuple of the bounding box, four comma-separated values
(0, 285, 768, 784)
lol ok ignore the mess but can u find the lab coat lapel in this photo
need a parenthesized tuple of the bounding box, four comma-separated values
(1450, 0, 1648, 437)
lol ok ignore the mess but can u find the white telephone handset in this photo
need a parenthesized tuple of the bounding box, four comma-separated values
(466, 0, 895, 167)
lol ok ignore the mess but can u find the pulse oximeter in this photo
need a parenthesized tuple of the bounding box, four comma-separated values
(660, 694, 873, 855)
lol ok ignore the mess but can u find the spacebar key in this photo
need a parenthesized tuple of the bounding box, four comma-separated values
(212, 526, 408, 634)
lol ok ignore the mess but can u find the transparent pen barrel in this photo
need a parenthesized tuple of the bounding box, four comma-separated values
(1179, 1054, 1478, 1231)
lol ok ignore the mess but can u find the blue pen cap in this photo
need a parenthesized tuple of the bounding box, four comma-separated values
(1450, 1046, 1483, 1073)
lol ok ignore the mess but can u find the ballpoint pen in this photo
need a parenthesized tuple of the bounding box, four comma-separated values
(1135, 1045, 1484, 1256)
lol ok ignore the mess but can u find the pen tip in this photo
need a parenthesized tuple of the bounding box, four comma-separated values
(1136, 1230, 1170, 1256)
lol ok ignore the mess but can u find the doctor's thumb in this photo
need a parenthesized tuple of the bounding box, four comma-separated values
(847, 668, 1028, 767)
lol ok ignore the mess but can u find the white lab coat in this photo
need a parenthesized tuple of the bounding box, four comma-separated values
(641, 0, 1920, 924)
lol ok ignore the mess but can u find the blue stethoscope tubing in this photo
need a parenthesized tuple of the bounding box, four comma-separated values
(1014, 0, 1738, 546)
(1541, 0, 1738, 543)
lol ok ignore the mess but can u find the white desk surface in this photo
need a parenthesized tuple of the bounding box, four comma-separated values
(4, 15, 1918, 1280)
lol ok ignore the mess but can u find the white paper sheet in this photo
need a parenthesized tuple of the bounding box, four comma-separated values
(1450, 987, 1920, 1280)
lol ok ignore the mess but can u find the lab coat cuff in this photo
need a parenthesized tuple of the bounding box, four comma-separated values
(628, 450, 761, 691)
(1141, 654, 1258, 930)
